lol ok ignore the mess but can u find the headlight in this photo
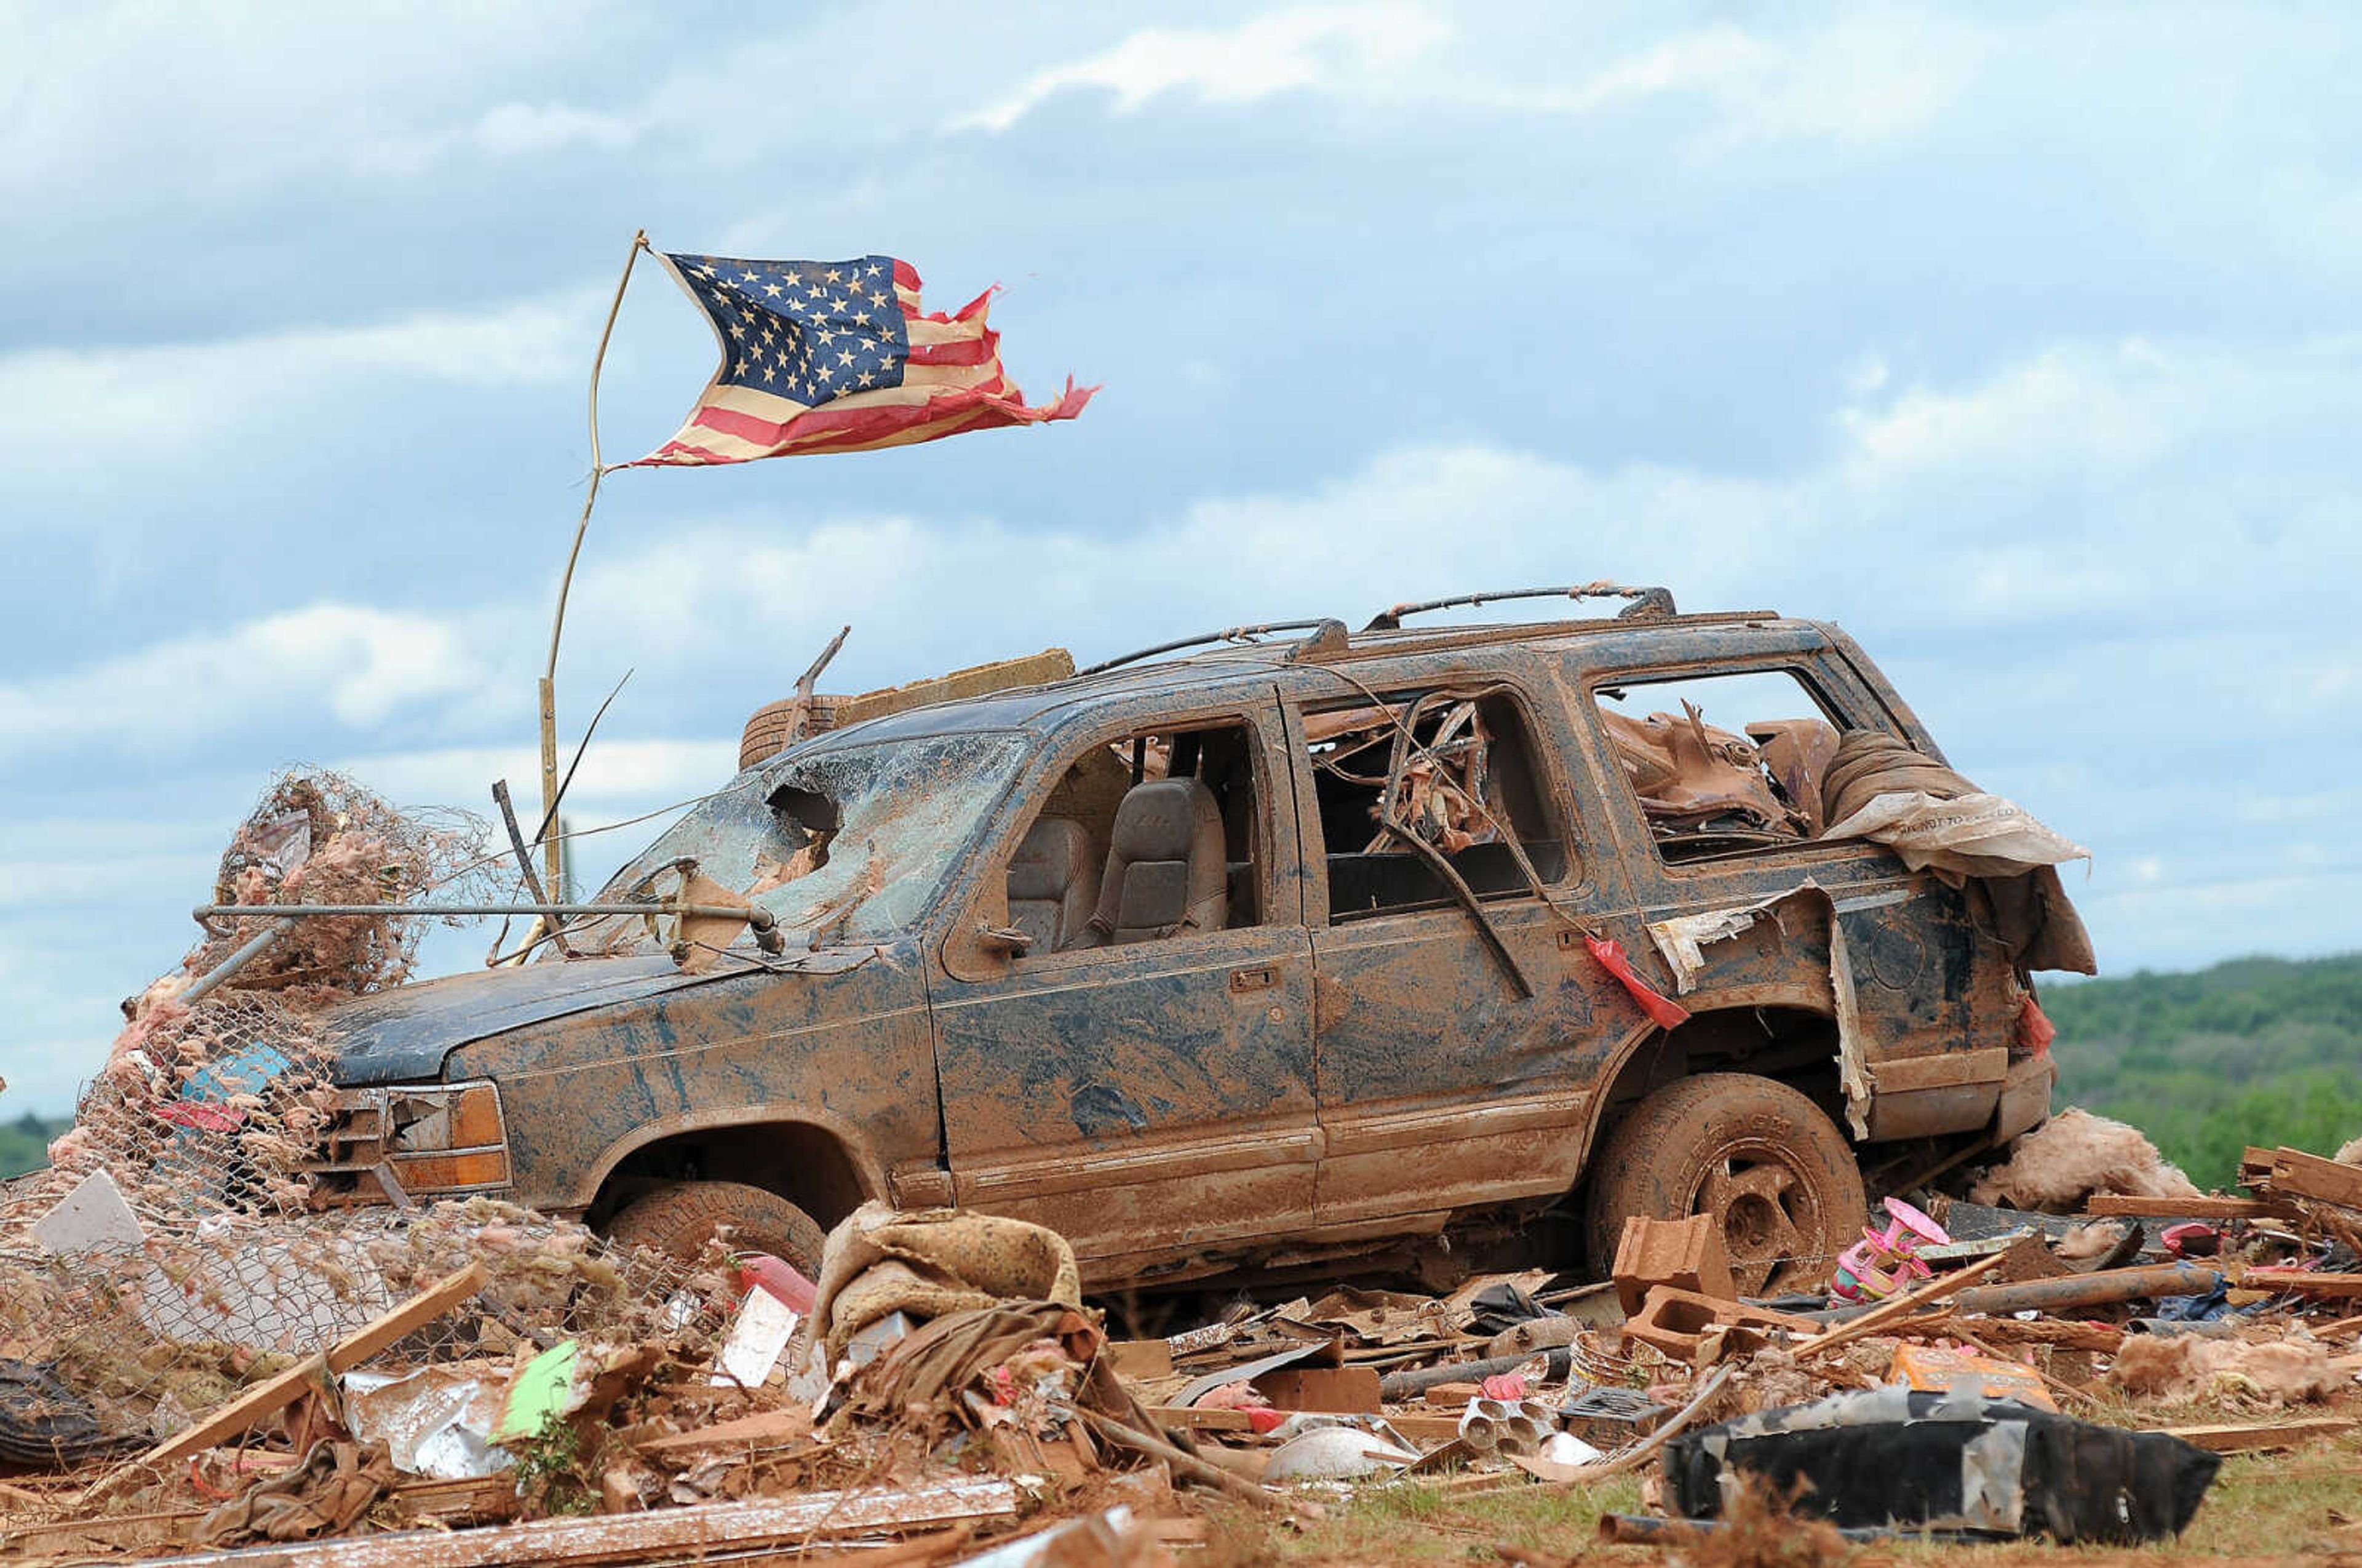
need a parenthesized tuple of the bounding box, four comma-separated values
(306, 1080, 511, 1204)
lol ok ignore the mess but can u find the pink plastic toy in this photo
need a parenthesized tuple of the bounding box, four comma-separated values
(1830, 1197, 1950, 1302)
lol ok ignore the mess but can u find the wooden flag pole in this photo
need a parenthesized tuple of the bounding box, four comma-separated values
(539, 227, 649, 899)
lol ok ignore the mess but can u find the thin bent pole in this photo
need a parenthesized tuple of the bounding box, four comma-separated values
(539, 227, 648, 899)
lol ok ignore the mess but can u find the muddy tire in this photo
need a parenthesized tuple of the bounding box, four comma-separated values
(1585, 1073, 1866, 1295)
(605, 1180, 827, 1273)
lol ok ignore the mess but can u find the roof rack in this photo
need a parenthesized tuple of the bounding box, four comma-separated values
(1362, 582, 1675, 632)
(1075, 618, 1346, 677)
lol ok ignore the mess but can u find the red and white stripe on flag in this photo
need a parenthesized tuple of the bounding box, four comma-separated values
(630, 258, 1094, 466)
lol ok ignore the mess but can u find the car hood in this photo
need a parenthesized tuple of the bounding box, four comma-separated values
(319, 957, 734, 1085)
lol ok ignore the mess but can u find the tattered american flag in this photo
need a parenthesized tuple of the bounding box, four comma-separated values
(629, 252, 1094, 465)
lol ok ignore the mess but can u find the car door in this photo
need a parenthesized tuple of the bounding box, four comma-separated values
(1575, 652, 2011, 1140)
(1289, 676, 1639, 1229)
(929, 693, 1319, 1279)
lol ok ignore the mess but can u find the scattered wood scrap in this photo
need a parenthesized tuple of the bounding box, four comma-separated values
(2085, 1194, 2296, 1220)
(2243, 1146, 2362, 1212)
(99, 1479, 1019, 1568)
(2151, 1418, 2359, 1454)
(77, 1264, 488, 1508)
(2243, 1267, 2362, 1299)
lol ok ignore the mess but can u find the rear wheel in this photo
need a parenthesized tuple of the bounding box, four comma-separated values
(605, 1180, 827, 1273)
(1585, 1073, 1865, 1295)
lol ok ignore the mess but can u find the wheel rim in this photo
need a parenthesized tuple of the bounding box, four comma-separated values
(1684, 1139, 1824, 1295)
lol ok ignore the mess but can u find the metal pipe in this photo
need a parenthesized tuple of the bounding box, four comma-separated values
(1948, 1262, 2224, 1316)
(1800, 1260, 2227, 1324)
(1377, 1348, 1572, 1401)
(181, 917, 299, 1005)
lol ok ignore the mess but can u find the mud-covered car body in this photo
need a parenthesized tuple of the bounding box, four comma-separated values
(310, 605, 2058, 1288)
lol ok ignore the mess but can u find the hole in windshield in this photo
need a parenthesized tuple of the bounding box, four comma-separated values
(572, 731, 1032, 953)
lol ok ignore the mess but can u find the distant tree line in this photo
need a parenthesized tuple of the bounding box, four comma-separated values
(2045, 952, 2362, 1189)
(1, 1111, 65, 1180)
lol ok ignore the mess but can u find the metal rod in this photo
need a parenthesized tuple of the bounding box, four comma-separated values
(1378, 1348, 1573, 1401)
(182, 917, 300, 1005)
(781, 625, 851, 748)
(197, 902, 776, 931)
(539, 228, 650, 900)
(1363, 582, 1671, 631)
(1075, 619, 1328, 677)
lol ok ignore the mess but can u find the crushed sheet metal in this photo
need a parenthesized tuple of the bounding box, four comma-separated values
(1645, 883, 1823, 996)
(1172, 1335, 1340, 1408)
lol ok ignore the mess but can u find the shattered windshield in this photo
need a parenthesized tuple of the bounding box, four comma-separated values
(575, 730, 1032, 952)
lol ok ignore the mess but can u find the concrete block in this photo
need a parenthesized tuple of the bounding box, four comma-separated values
(1611, 1214, 1735, 1316)
(1620, 1285, 1813, 1361)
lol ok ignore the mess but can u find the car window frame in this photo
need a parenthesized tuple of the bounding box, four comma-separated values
(940, 694, 1297, 980)
(1288, 675, 1585, 928)
(1579, 656, 1888, 875)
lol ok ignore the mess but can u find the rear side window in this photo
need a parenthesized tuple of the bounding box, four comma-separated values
(1593, 669, 1845, 864)
(1302, 688, 1570, 921)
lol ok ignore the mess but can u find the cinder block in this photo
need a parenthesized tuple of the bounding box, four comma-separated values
(1611, 1214, 1735, 1316)
(1620, 1286, 1811, 1361)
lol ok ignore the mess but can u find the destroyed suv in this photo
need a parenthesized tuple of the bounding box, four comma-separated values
(307, 586, 2086, 1295)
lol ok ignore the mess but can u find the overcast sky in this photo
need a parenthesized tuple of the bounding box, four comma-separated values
(4, 2, 2359, 1113)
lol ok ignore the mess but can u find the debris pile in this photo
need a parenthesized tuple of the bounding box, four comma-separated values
(14, 771, 503, 1227)
(6, 1109, 2362, 1565)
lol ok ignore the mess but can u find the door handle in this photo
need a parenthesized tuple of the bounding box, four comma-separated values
(1228, 966, 1279, 993)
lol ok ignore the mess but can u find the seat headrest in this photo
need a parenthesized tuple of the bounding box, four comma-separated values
(1009, 817, 1092, 899)
(1111, 778, 1217, 862)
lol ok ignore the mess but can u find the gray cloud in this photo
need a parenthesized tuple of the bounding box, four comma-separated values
(4, 2, 2358, 1112)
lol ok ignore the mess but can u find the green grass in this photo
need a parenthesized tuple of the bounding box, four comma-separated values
(1199, 1433, 2360, 1564)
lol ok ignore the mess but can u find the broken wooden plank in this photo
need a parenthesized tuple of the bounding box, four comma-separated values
(2150, 1418, 2359, 1454)
(632, 1407, 813, 1457)
(1252, 1364, 1382, 1414)
(81, 1263, 487, 1505)
(1145, 1404, 1254, 1432)
(2243, 1267, 2362, 1299)
(2265, 1148, 2362, 1211)
(2245, 1147, 2362, 1212)
(1105, 1338, 1174, 1379)
(1380, 1412, 1468, 1444)
(1796, 1251, 2010, 1359)
(98, 1478, 1018, 1568)
(2085, 1194, 2294, 1220)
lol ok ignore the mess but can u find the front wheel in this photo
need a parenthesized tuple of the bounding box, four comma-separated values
(605, 1180, 826, 1273)
(1585, 1073, 1866, 1296)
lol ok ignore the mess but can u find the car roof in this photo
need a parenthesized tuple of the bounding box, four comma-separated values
(805, 610, 1832, 749)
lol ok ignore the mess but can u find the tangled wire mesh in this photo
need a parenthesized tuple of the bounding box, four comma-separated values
(0, 772, 731, 1502)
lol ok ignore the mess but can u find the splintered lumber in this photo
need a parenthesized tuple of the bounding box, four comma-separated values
(1147, 1404, 1255, 1432)
(2243, 1267, 2362, 1299)
(81, 1263, 488, 1505)
(2085, 1194, 2294, 1220)
(100, 1479, 1019, 1568)
(2152, 1419, 2359, 1453)
(1797, 1251, 2010, 1358)
(1915, 1314, 2124, 1353)
(632, 1408, 811, 1457)
(2245, 1147, 2362, 1212)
